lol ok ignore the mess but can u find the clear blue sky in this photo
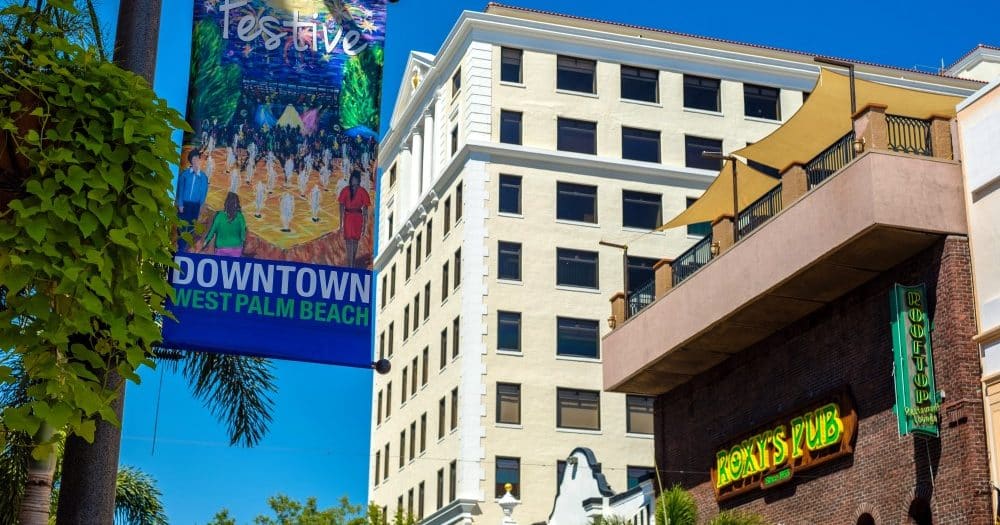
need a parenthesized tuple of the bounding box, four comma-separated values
(94, 0, 999, 523)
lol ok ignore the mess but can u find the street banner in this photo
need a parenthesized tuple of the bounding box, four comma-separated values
(163, 0, 387, 367)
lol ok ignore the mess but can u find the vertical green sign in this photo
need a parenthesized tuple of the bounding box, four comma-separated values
(890, 283, 940, 437)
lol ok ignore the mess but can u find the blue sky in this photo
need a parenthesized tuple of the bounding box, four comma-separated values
(93, 0, 1000, 523)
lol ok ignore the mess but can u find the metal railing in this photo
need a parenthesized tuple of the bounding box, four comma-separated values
(887, 114, 933, 156)
(671, 233, 713, 287)
(626, 279, 656, 319)
(736, 183, 783, 241)
(805, 131, 856, 189)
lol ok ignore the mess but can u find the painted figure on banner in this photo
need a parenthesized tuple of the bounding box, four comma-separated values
(228, 168, 240, 194)
(338, 170, 370, 268)
(199, 191, 247, 258)
(310, 185, 322, 222)
(254, 181, 267, 218)
(280, 192, 294, 233)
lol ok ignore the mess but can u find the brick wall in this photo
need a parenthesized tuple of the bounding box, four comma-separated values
(653, 236, 992, 525)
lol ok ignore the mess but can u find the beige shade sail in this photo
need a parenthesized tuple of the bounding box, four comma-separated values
(659, 159, 779, 230)
(733, 68, 964, 173)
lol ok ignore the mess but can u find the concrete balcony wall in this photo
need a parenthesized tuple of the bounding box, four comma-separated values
(603, 150, 967, 394)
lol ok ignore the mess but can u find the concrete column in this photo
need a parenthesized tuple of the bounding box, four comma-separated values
(422, 111, 434, 192)
(653, 259, 674, 299)
(929, 115, 954, 160)
(410, 132, 423, 210)
(852, 103, 889, 151)
(399, 142, 411, 227)
(609, 292, 626, 329)
(711, 214, 736, 254)
(781, 163, 809, 203)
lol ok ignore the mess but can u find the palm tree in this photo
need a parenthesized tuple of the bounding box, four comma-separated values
(654, 484, 698, 525)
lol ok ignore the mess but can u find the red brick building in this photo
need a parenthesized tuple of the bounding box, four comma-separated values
(603, 73, 992, 524)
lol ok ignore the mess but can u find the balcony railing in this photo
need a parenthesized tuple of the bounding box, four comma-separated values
(887, 114, 933, 156)
(671, 234, 713, 287)
(626, 279, 656, 319)
(737, 183, 783, 241)
(805, 131, 856, 189)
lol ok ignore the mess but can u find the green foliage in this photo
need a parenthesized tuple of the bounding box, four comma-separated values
(706, 510, 770, 525)
(112, 466, 168, 525)
(249, 494, 366, 525)
(339, 45, 384, 132)
(654, 484, 698, 525)
(590, 516, 632, 525)
(207, 509, 238, 525)
(0, 3, 188, 455)
(188, 19, 242, 133)
(389, 506, 414, 525)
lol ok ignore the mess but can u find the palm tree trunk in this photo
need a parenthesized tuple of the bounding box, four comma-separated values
(17, 423, 56, 525)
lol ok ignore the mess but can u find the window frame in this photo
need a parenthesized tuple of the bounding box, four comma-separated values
(556, 387, 601, 431)
(500, 110, 523, 145)
(684, 135, 723, 171)
(451, 68, 461, 99)
(556, 181, 599, 224)
(556, 117, 597, 155)
(556, 248, 599, 289)
(495, 456, 521, 498)
(556, 55, 596, 94)
(556, 317, 601, 359)
(621, 126, 661, 163)
(626, 394, 655, 435)
(497, 311, 522, 353)
(500, 47, 523, 84)
(498, 174, 522, 215)
(496, 382, 521, 425)
(497, 241, 522, 281)
(620, 65, 659, 103)
(622, 190, 662, 230)
(744, 83, 781, 121)
(686, 197, 712, 237)
(683, 74, 721, 112)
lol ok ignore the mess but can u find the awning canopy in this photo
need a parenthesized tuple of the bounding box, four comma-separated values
(734, 69, 964, 173)
(659, 160, 778, 230)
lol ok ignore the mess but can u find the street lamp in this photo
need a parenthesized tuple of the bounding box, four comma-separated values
(701, 151, 739, 243)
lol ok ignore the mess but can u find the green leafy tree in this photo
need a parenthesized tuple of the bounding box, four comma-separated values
(654, 484, 698, 525)
(339, 45, 384, 132)
(206, 509, 238, 525)
(187, 19, 242, 134)
(706, 510, 770, 525)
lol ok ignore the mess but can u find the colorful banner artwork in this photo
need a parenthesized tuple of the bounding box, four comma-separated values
(890, 283, 940, 437)
(163, 0, 386, 367)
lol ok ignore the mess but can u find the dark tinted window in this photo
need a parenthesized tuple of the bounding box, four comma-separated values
(621, 65, 658, 102)
(686, 197, 711, 237)
(498, 241, 521, 281)
(497, 311, 521, 352)
(450, 125, 459, 156)
(501, 48, 523, 83)
(626, 256, 658, 296)
(744, 83, 781, 120)
(556, 317, 600, 359)
(556, 182, 597, 223)
(556, 248, 599, 289)
(622, 127, 660, 163)
(622, 190, 661, 229)
(684, 135, 723, 170)
(627, 466, 655, 488)
(500, 110, 522, 145)
(557, 56, 596, 93)
(451, 68, 461, 98)
(557, 118, 596, 154)
(495, 457, 520, 497)
(683, 75, 720, 112)
(499, 175, 521, 214)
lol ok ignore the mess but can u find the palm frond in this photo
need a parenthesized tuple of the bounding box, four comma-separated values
(180, 353, 276, 447)
(0, 429, 30, 525)
(114, 466, 168, 525)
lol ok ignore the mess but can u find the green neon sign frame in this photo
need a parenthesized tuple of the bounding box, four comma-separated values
(890, 283, 940, 437)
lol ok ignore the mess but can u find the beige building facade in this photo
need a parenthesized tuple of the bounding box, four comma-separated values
(368, 5, 976, 525)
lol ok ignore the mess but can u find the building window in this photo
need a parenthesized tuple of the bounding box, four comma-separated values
(455, 183, 463, 222)
(412, 295, 419, 331)
(498, 241, 522, 281)
(436, 469, 445, 509)
(424, 282, 430, 320)
(410, 356, 418, 395)
(421, 348, 428, 386)
(390, 265, 397, 298)
(377, 390, 383, 425)
(388, 322, 394, 357)
(621, 127, 660, 163)
(441, 262, 449, 301)
(398, 496, 403, 517)
(622, 190, 661, 230)
(626, 395, 654, 434)
(420, 412, 427, 452)
(388, 164, 397, 188)
(449, 461, 457, 502)
(621, 65, 658, 103)
(403, 306, 410, 341)
(556, 182, 597, 223)
(407, 488, 413, 517)
(501, 47, 522, 83)
(627, 466, 655, 489)
(452, 68, 461, 98)
(557, 388, 600, 430)
(400, 367, 408, 404)
(686, 197, 711, 237)
(438, 397, 446, 439)
(387, 213, 394, 239)
(556, 248, 599, 289)
(744, 83, 780, 120)
(443, 197, 451, 235)
(379, 331, 385, 361)
(496, 383, 521, 425)
(381, 275, 387, 309)
(497, 311, 521, 352)
(500, 110, 522, 145)
(440, 328, 448, 370)
(452, 317, 460, 358)
(627, 256, 658, 297)
(557, 55, 596, 93)
(425, 220, 433, 257)
(557, 118, 597, 155)
(398, 430, 405, 468)
(684, 135, 723, 171)
(495, 457, 521, 498)
(405, 246, 412, 280)
(454, 249, 462, 288)
(557, 460, 566, 488)
(386, 382, 392, 418)
(383, 443, 390, 480)
(409, 421, 416, 461)
(418, 482, 425, 520)
(683, 75, 720, 112)
(499, 174, 521, 214)
(556, 317, 600, 359)
(415, 234, 422, 269)
(450, 388, 458, 430)
(374, 450, 381, 485)
(450, 125, 459, 156)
